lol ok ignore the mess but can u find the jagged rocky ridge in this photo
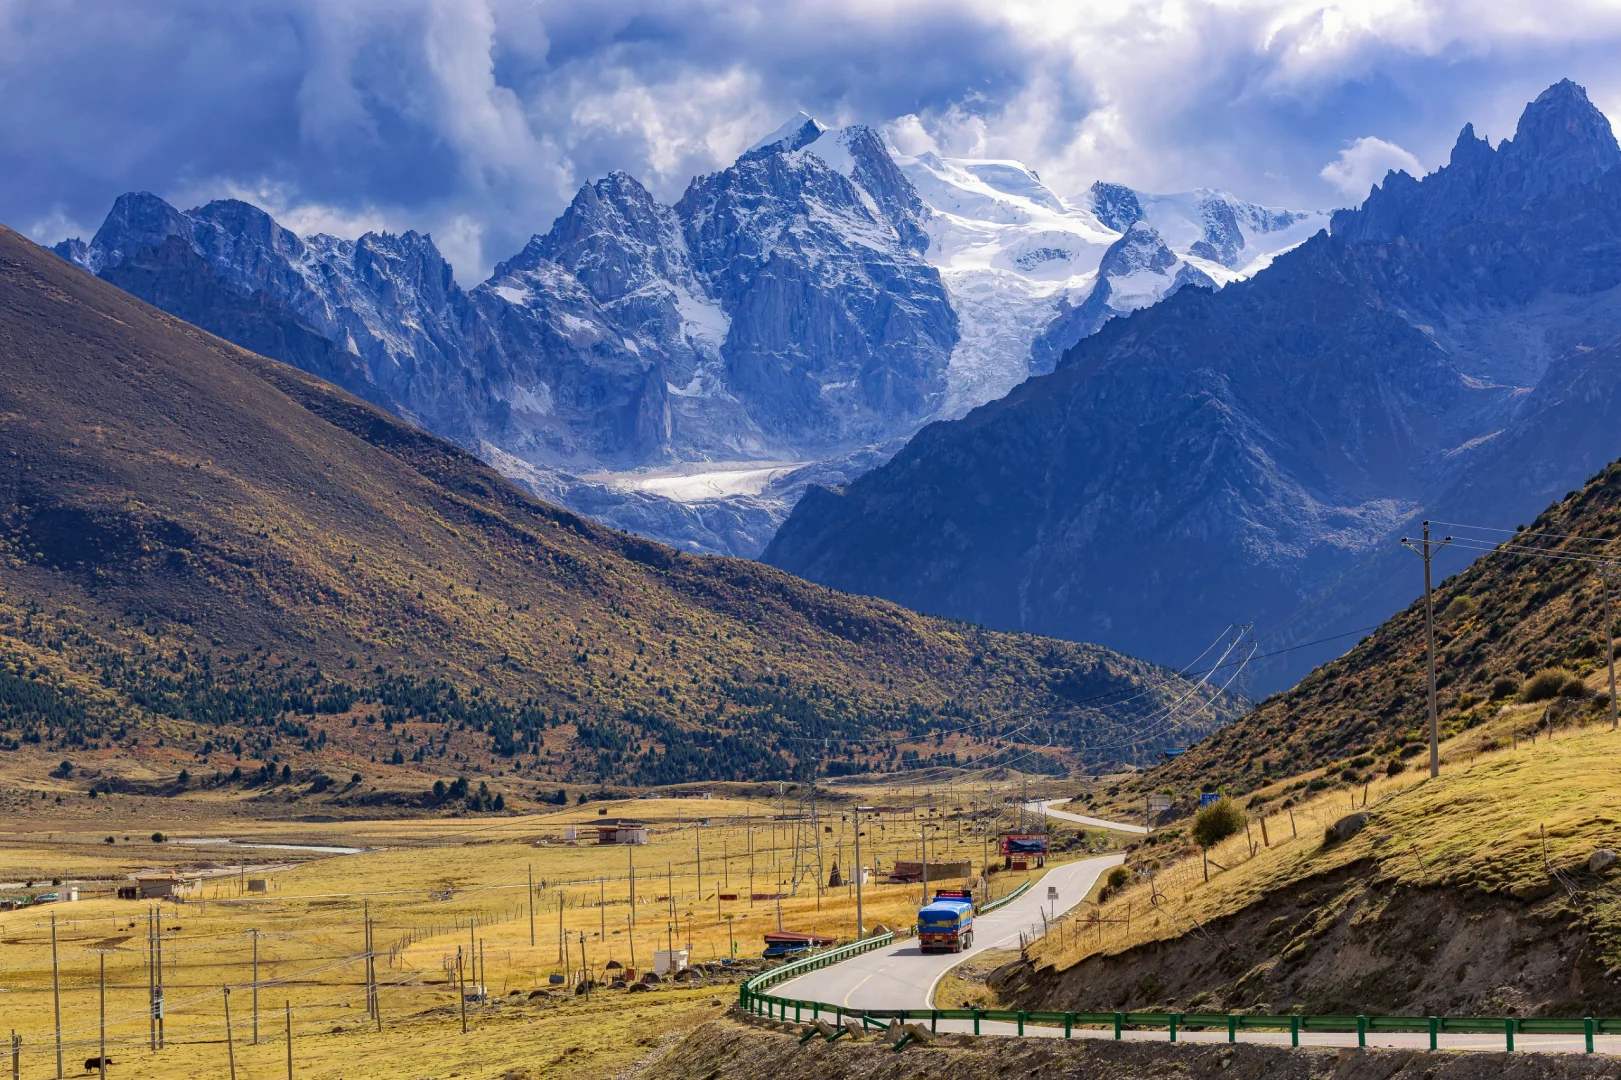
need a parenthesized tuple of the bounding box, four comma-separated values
(55, 115, 1320, 557)
(764, 80, 1621, 696)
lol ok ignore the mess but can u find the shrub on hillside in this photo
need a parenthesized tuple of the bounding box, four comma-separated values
(1520, 667, 1579, 703)
(1098, 864, 1133, 902)
(1191, 797, 1246, 850)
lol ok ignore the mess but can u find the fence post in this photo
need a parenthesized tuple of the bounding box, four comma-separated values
(1585, 1017, 1595, 1054)
(1115, 1013, 1124, 1040)
(1357, 1015, 1366, 1048)
(1017, 1011, 1026, 1036)
(1064, 1013, 1072, 1039)
(1169, 1013, 1179, 1042)
(1428, 1016, 1438, 1051)
(1227, 1015, 1237, 1043)
(1503, 1018, 1514, 1053)
(973, 1009, 981, 1036)
(1289, 1015, 1299, 1048)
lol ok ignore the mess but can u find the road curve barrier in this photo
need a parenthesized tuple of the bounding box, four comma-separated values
(975, 878, 1030, 915)
(741, 948, 1617, 1054)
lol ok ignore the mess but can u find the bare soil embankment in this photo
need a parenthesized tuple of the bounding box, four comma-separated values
(637, 1014, 1621, 1080)
(991, 863, 1618, 1018)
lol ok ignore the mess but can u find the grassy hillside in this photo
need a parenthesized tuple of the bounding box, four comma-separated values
(999, 468, 1621, 1019)
(0, 224, 1226, 798)
(1112, 460, 1621, 808)
(1009, 712, 1621, 1017)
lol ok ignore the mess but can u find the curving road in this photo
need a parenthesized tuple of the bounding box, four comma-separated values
(776, 852, 1124, 1011)
(767, 801, 1621, 1054)
(1028, 798, 1148, 834)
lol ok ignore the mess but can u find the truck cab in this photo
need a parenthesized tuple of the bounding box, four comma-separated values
(916, 890, 975, 953)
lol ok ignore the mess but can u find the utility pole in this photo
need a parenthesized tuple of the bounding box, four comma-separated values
(600, 877, 606, 941)
(557, 892, 564, 963)
(223, 987, 237, 1080)
(147, 909, 156, 1051)
(285, 1001, 294, 1080)
(155, 906, 165, 1048)
(579, 932, 590, 1000)
(853, 808, 864, 938)
(628, 843, 636, 927)
(457, 949, 467, 1034)
(1603, 564, 1620, 731)
(920, 826, 930, 902)
(248, 928, 260, 1044)
(1401, 521, 1452, 778)
(97, 952, 106, 1080)
(50, 913, 62, 1080)
(528, 865, 535, 946)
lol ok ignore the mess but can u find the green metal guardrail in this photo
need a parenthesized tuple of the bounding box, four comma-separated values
(734, 883, 1614, 1056)
(740, 943, 1615, 1054)
(975, 878, 1030, 915)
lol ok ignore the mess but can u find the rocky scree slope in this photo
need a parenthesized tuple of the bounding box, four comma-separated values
(765, 80, 1621, 695)
(0, 223, 1227, 787)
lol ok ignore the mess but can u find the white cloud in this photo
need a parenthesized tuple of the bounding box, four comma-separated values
(1318, 136, 1425, 200)
(9, 0, 1621, 280)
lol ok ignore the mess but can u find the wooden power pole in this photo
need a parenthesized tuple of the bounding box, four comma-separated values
(1402, 521, 1452, 778)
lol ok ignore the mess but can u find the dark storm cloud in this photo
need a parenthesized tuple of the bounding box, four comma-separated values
(4, 1, 1621, 281)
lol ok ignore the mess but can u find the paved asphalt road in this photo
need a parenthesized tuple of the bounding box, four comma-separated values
(1029, 797, 1148, 834)
(774, 852, 1124, 1012)
(769, 800, 1619, 1055)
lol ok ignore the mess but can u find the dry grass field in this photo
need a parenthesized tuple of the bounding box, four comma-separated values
(1029, 694, 1621, 976)
(0, 775, 1116, 1079)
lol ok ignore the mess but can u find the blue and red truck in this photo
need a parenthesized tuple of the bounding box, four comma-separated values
(915, 889, 975, 953)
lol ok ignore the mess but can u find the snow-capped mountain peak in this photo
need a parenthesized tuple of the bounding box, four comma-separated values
(746, 111, 828, 154)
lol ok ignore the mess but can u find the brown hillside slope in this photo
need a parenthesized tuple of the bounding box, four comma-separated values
(0, 224, 1224, 792)
(1116, 453, 1621, 808)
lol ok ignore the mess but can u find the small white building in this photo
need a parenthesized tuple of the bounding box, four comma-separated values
(653, 949, 688, 976)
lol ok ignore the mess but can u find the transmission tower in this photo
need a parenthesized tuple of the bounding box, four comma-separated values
(788, 740, 828, 896)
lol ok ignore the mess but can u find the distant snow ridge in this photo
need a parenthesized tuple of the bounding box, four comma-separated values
(858, 144, 1331, 413)
(57, 113, 1324, 559)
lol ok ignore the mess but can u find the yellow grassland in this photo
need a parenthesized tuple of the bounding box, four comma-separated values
(0, 782, 1103, 1079)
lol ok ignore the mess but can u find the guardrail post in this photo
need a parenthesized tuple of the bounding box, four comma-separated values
(1427, 1016, 1438, 1051)
(1357, 1015, 1366, 1048)
(813, 1003, 819, 1021)
(1585, 1018, 1595, 1054)
(1289, 1015, 1299, 1048)
(1115, 1013, 1124, 1040)
(1503, 1018, 1513, 1053)
(1064, 1013, 1073, 1039)
(1017, 1011, 1027, 1036)
(931, 1010, 938, 1034)
(1227, 1015, 1237, 1043)
(973, 1009, 982, 1035)
(1169, 1014, 1179, 1042)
